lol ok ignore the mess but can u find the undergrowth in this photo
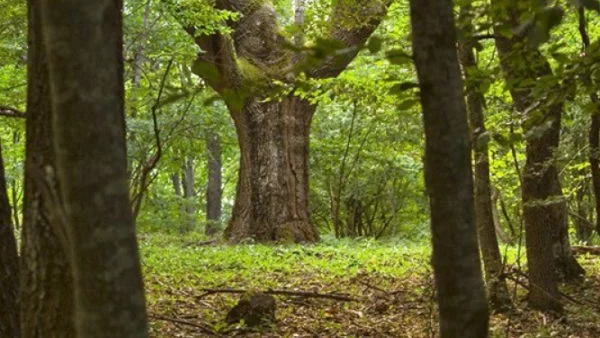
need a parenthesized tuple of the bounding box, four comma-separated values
(139, 232, 600, 337)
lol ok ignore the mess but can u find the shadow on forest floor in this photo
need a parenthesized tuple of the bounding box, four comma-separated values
(140, 233, 600, 337)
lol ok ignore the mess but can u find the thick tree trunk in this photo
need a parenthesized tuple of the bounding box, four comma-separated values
(185, 0, 387, 243)
(41, 1, 149, 336)
(458, 38, 512, 312)
(20, 1, 75, 336)
(0, 141, 20, 337)
(225, 95, 319, 243)
(492, 1, 583, 310)
(410, 0, 489, 336)
(206, 133, 222, 235)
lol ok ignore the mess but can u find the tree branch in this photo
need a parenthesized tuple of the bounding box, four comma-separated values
(198, 288, 363, 302)
(307, 0, 391, 79)
(0, 106, 26, 119)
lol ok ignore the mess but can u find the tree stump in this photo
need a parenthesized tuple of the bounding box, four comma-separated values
(225, 292, 276, 327)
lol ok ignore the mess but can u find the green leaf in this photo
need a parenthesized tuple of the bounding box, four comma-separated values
(385, 49, 413, 65)
(191, 60, 221, 84)
(389, 82, 419, 95)
(397, 99, 419, 110)
(367, 36, 383, 54)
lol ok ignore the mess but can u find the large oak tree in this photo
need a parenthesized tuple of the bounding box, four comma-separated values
(183, 0, 390, 242)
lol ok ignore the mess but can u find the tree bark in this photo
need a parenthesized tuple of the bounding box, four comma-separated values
(575, 184, 592, 244)
(182, 157, 196, 231)
(458, 36, 512, 312)
(20, 1, 75, 336)
(225, 96, 319, 242)
(206, 133, 222, 235)
(590, 111, 600, 235)
(185, 0, 389, 242)
(491, 1, 582, 311)
(40, 1, 148, 336)
(410, 0, 489, 336)
(0, 140, 20, 337)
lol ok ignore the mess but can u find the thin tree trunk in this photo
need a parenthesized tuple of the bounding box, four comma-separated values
(410, 0, 489, 336)
(171, 173, 182, 196)
(206, 133, 222, 236)
(20, 1, 75, 336)
(591, 112, 600, 235)
(225, 96, 319, 242)
(0, 140, 20, 337)
(458, 10, 512, 312)
(41, 1, 148, 335)
(182, 157, 196, 231)
(575, 184, 592, 244)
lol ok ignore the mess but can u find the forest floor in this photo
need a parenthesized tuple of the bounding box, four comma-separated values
(140, 233, 600, 337)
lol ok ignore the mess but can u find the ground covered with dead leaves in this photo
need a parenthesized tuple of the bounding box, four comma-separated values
(140, 233, 600, 337)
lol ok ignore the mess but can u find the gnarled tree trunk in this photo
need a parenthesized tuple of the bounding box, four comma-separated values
(184, 0, 389, 242)
(225, 96, 318, 242)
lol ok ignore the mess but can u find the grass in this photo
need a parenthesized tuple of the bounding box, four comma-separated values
(140, 232, 600, 337)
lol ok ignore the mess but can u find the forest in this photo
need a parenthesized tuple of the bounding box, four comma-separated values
(2, 0, 600, 337)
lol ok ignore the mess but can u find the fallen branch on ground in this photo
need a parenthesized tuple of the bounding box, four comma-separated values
(198, 288, 363, 302)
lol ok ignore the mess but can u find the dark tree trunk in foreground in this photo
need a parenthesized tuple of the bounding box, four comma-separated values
(458, 9, 512, 312)
(41, 1, 148, 335)
(0, 141, 20, 337)
(492, 0, 583, 311)
(20, 1, 75, 336)
(206, 132, 222, 235)
(185, 0, 389, 242)
(410, 0, 489, 336)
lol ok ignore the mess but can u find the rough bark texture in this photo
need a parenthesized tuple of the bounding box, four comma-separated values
(40, 1, 148, 336)
(410, 0, 489, 336)
(20, 1, 76, 336)
(185, 0, 389, 242)
(0, 141, 20, 337)
(458, 34, 512, 312)
(225, 96, 319, 242)
(491, 1, 582, 311)
(206, 133, 222, 235)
